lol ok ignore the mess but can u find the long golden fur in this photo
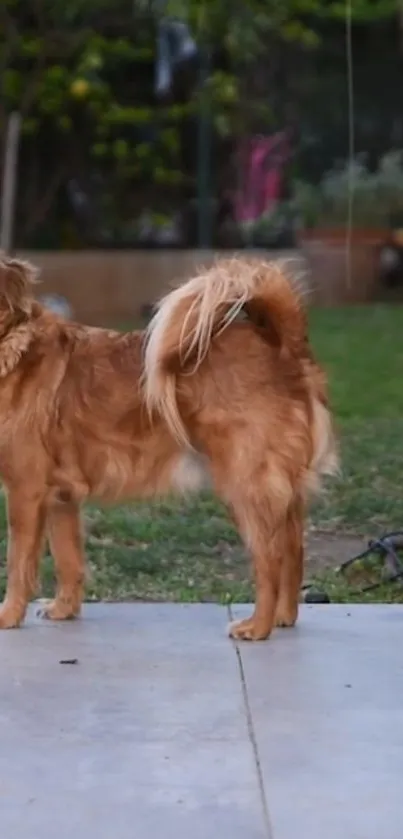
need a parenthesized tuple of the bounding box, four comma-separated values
(0, 253, 337, 639)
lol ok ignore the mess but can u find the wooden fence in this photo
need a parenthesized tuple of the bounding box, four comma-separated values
(20, 249, 304, 324)
(18, 245, 382, 325)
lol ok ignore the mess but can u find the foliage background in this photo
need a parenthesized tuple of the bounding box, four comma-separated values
(0, 0, 400, 248)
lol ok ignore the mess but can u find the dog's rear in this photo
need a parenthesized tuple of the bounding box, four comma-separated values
(144, 258, 337, 489)
(144, 258, 338, 639)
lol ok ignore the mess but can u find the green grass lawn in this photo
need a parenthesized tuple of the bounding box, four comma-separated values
(2, 304, 403, 605)
(309, 305, 403, 531)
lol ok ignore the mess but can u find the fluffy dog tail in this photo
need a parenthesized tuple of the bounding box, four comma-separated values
(144, 258, 309, 447)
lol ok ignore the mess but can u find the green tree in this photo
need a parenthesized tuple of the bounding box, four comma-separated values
(0, 0, 399, 247)
(0, 0, 189, 245)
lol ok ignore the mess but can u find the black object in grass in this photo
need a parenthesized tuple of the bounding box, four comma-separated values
(304, 589, 331, 604)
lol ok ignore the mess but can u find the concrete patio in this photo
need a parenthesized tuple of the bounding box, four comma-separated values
(1, 603, 402, 838)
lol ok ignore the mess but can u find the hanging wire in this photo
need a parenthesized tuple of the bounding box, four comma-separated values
(345, 0, 355, 290)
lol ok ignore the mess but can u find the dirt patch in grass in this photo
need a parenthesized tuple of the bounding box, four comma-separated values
(305, 531, 364, 577)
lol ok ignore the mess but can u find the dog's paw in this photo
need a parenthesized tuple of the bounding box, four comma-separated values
(228, 617, 270, 642)
(0, 606, 23, 629)
(37, 599, 80, 622)
(274, 610, 298, 628)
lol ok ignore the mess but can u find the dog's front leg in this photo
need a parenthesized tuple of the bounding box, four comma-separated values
(39, 499, 85, 621)
(0, 490, 46, 628)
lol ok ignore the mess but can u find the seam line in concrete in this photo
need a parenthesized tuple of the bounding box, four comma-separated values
(228, 605, 274, 839)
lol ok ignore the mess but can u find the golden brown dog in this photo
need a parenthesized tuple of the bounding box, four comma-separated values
(0, 253, 337, 639)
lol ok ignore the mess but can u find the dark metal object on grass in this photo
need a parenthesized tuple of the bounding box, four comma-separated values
(337, 531, 403, 594)
(304, 590, 331, 604)
(302, 531, 403, 603)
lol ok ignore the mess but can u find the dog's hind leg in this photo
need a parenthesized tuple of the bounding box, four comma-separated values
(0, 490, 46, 628)
(40, 498, 85, 621)
(227, 495, 287, 641)
(274, 496, 304, 628)
(212, 446, 296, 641)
